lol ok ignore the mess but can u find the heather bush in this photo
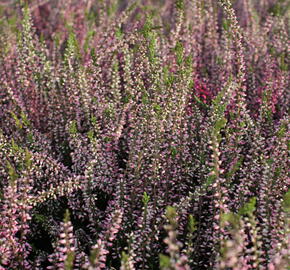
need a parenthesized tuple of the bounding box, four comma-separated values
(0, 0, 289, 269)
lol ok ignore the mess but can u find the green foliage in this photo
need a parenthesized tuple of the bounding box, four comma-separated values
(159, 254, 171, 269)
(64, 30, 80, 66)
(261, 89, 273, 121)
(221, 198, 257, 229)
(268, 0, 290, 17)
(214, 117, 227, 134)
(141, 15, 153, 39)
(11, 112, 23, 129)
(279, 52, 288, 71)
(153, 104, 162, 117)
(141, 14, 159, 64)
(33, 213, 47, 224)
(193, 94, 209, 109)
(90, 115, 97, 126)
(221, 212, 240, 227)
(103, 136, 112, 143)
(277, 122, 287, 139)
(7, 161, 18, 185)
(226, 157, 244, 179)
(222, 18, 230, 31)
(11, 138, 22, 154)
(89, 247, 100, 266)
(282, 189, 290, 213)
(64, 251, 75, 270)
(209, 78, 234, 154)
(170, 146, 178, 158)
(104, 106, 115, 119)
(121, 251, 130, 265)
(27, 132, 34, 144)
(148, 37, 157, 64)
(142, 192, 150, 206)
(69, 120, 78, 135)
(142, 92, 150, 104)
(21, 111, 30, 127)
(166, 206, 177, 223)
(64, 209, 71, 223)
(115, 26, 123, 40)
(10, 111, 30, 130)
(24, 148, 32, 169)
(127, 2, 138, 13)
(87, 130, 94, 141)
(238, 197, 257, 216)
(85, 8, 98, 27)
(122, 94, 132, 104)
(163, 66, 175, 86)
(84, 30, 96, 53)
(211, 77, 232, 115)
(205, 174, 217, 188)
(17, 4, 35, 59)
(107, 1, 118, 17)
(174, 41, 184, 66)
(175, 0, 184, 10)
(187, 215, 197, 233)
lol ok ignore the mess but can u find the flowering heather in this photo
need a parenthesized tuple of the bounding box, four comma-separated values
(0, 0, 289, 269)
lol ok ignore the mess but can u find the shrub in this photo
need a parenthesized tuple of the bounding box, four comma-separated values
(0, 0, 289, 269)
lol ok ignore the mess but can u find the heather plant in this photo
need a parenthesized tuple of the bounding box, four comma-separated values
(0, 0, 289, 269)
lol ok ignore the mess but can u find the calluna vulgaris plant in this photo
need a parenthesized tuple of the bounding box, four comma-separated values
(0, 0, 289, 269)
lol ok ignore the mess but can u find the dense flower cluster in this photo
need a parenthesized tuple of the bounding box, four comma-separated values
(0, 0, 289, 269)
